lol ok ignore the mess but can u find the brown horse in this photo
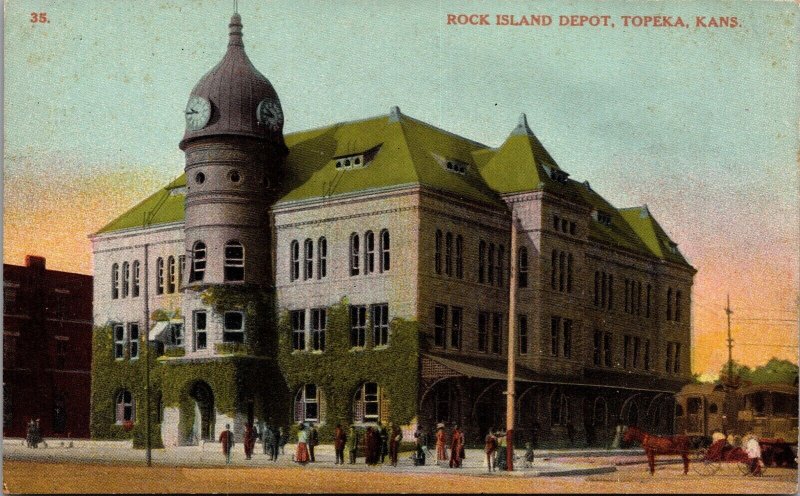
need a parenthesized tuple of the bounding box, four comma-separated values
(623, 426, 691, 475)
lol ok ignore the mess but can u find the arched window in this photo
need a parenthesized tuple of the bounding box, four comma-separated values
(111, 263, 120, 299)
(115, 390, 134, 423)
(455, 235, 463, 279)
(178, 255, 185, 290)
(364, 231, 375, 274)
(478, 240, 486, 283)
(445, 232, 453, 276)
(294, 384, 323, 423)
(131, 261, 141, 297)
(379, 230, 390, 272)
(353, 382, 387, 423)
(551, 392, 569, 426)
(303, 239, 313, 280)
(290, 240, 300, 281)
(190, 242, 206, 282)
(224, 241, 244, 282)
(518, 247, 528, 288)
(350, 233, 360, 276)
(167, 256, 176, 293)
(317, 237, 327, 279)
(121, 262, 130, 298)
(496, 244, 504, 286)
(156, 258, 165, 294)
(434, 230, 442, 275)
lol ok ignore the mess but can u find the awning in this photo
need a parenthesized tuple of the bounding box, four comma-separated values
(148, 321, 169, 341)
(423, 354, 532, 382)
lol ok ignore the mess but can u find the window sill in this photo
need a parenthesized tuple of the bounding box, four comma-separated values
(373, 345, 390, 351)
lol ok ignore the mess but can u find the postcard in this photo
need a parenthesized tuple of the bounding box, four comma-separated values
(3, 0, 798, 493)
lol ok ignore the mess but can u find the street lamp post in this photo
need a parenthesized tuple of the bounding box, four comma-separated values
(505, 216, 519, 471)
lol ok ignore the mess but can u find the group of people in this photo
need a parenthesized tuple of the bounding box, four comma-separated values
(296, 420, 404, 467)
(434, 423, 467, 468)
(219, 422, 289, 464)
(709, 430, 765, 476)
(25, 419, 43, 448)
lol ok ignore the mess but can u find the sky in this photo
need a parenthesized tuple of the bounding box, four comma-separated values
(3, 0, 799, 377)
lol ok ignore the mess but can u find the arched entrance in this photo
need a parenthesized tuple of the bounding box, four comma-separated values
(189, 381, 215, 442)
(620, 394, 641, 427)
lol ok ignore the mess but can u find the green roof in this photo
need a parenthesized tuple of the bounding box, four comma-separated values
(94, 110, 691, 268)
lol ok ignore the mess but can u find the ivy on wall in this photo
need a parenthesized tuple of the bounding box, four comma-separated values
(199, 285, 277, 357)
(277, 298, 420, 442)
(90, 325, 164, 448)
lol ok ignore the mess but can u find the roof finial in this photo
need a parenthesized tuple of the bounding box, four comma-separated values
(388, 106, 402, 123)
(229, 10, 243, 47)
(511, 112, 534, 136)
(234, 0, 238, 14)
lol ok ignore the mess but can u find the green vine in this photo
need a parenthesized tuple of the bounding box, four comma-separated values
(199, 285, 277, 356)
(277, 298, 420, 442)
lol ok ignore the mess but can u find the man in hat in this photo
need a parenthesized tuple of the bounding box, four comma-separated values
(745, 434, 764, 476)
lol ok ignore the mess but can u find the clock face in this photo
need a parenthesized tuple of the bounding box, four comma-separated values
(185, 96, 211, 131)
(257, 99, 283, 131)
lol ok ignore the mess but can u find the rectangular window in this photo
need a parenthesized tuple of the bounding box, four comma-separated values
(365, 232, 375, 274)
(593, 331, 602, 365)
(311, 308, 326, 352)
(553, 214, 560, 230)
(167, 257, 176, 293)
(304, 239, 314, 280)
(291, 310, 306, 351)
(604, 332, 612, 367)
(114, 324, 125, 359)
(169, 323, 184, 346)
(623, 335, 630, 369)
(156, 258, 164, 295)
(129, 323, 139, 359)
(445, 233, 453, 276)
(304, 384, 319, 421)
(55, 338, 68, 369)
(455, 235, 463, 279)
(478, 241, 486, 283)
(550, 317, 560, 356)
(223, 311, 244, 343)
(633, 336, 640, 368)
(644, 339, 651, 370)
(372, 304, 389, 346)
(646, 284, 651, 318)
(518, 315, 528, 355)
(349, 305, 366, 348)
(178, 255, 185, 290)
(624, 279, 630, 314)
(434, 305, 447, 348)
(607, 275, 614, 310)
(363, 383, 379, 421)
(194, 311, 207, 350)
(562, 319, 572, 358)
(667, 288, 673, 321)
(318, 237, 328, 278)
(551, 251, 558, 290)
(673, 342, 681, 373)
(665, 342, 673, 373)
(496, 245, 504, 287)
(675, 291, 682, 322)
(478, 311, 488, 352)
(435, 231, 442, 275)
(491, 312, 501, 354)
(450, 307, 462, 349)
(594, 272, 600, 306)
(487, 244, 495, 285)
(566, 253, 572, 293)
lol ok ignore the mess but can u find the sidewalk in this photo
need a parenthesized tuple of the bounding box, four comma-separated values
(2, 438, 618, 477)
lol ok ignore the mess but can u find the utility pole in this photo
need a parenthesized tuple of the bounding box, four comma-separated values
(505, 216, 518, 471)
(725, 294, 734, 387)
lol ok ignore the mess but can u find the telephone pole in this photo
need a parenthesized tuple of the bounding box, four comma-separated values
(725, 294, 734, 387)
(505, 216, 518, 471)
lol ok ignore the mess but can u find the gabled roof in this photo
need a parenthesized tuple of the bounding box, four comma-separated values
(95, 175, 185, 234)
(619, 206, 690, 265)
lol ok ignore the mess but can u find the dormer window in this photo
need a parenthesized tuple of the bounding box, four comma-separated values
(593, 210, 612, 227)
(334, 145, 382, 170)
(445, 159, 468, 175)
(542, 163, 568, 184)
(667, 242, 678, 254)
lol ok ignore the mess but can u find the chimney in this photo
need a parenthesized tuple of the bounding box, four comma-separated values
(25, 255, 46, 271)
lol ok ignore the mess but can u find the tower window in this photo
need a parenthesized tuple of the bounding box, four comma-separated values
(195, 172, 205, 184)
(190, 242, 206, 282)
(224, 241, 245, 282)
(223, 311, 244, 343)
(228, 170, 241, 183)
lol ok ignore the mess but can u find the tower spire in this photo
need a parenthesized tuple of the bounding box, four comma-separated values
(229, 10, 243, 47)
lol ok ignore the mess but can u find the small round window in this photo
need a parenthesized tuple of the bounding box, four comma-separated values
(229, 170, 241, 183)
(195, 172, 205, 184)
(709, 403, 718, 414)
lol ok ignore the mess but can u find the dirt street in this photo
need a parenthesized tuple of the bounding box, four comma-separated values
(3, 460, 797, 494)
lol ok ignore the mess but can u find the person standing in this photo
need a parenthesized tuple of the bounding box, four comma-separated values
(376, 421, 389, 464)
(413, 427, 426, 466)
(219, 424, 234, 465)
(25, 419, 34, 448)
(308, 423, 319, 462)
(244, 423, 257, 460)
(262, 423, 275, 458)
(435, 423, 447, 465)
(389, 424, 402, 466)
(295, 423, 310, 464)
(346, 425, 359, 464)
(334, 424, 347, 465)
(484, 427, 498, 472)
(365, 426, 379, 465)
(449, 425, 463, 468)
(279, 426, 288, 455)
(745, 434, 764, 476)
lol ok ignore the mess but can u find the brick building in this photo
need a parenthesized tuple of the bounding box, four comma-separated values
(3, 256, 93, 438)
(90, 12, 694, 447)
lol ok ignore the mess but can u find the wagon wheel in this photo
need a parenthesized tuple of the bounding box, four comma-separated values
(692, 448, 720, 476)
(737, 460, 766, 476)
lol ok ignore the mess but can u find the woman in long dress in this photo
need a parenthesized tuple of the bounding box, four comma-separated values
(294, 423, 310, 464)
(449, 425, 463, 468)
(436, 424, 447, 464)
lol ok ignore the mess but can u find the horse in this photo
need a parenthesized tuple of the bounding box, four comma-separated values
(622, 425, 691, 475)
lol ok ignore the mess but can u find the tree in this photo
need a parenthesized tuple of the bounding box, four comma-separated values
(749, 358, 798, 384)
(718, 359, 752, 385)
